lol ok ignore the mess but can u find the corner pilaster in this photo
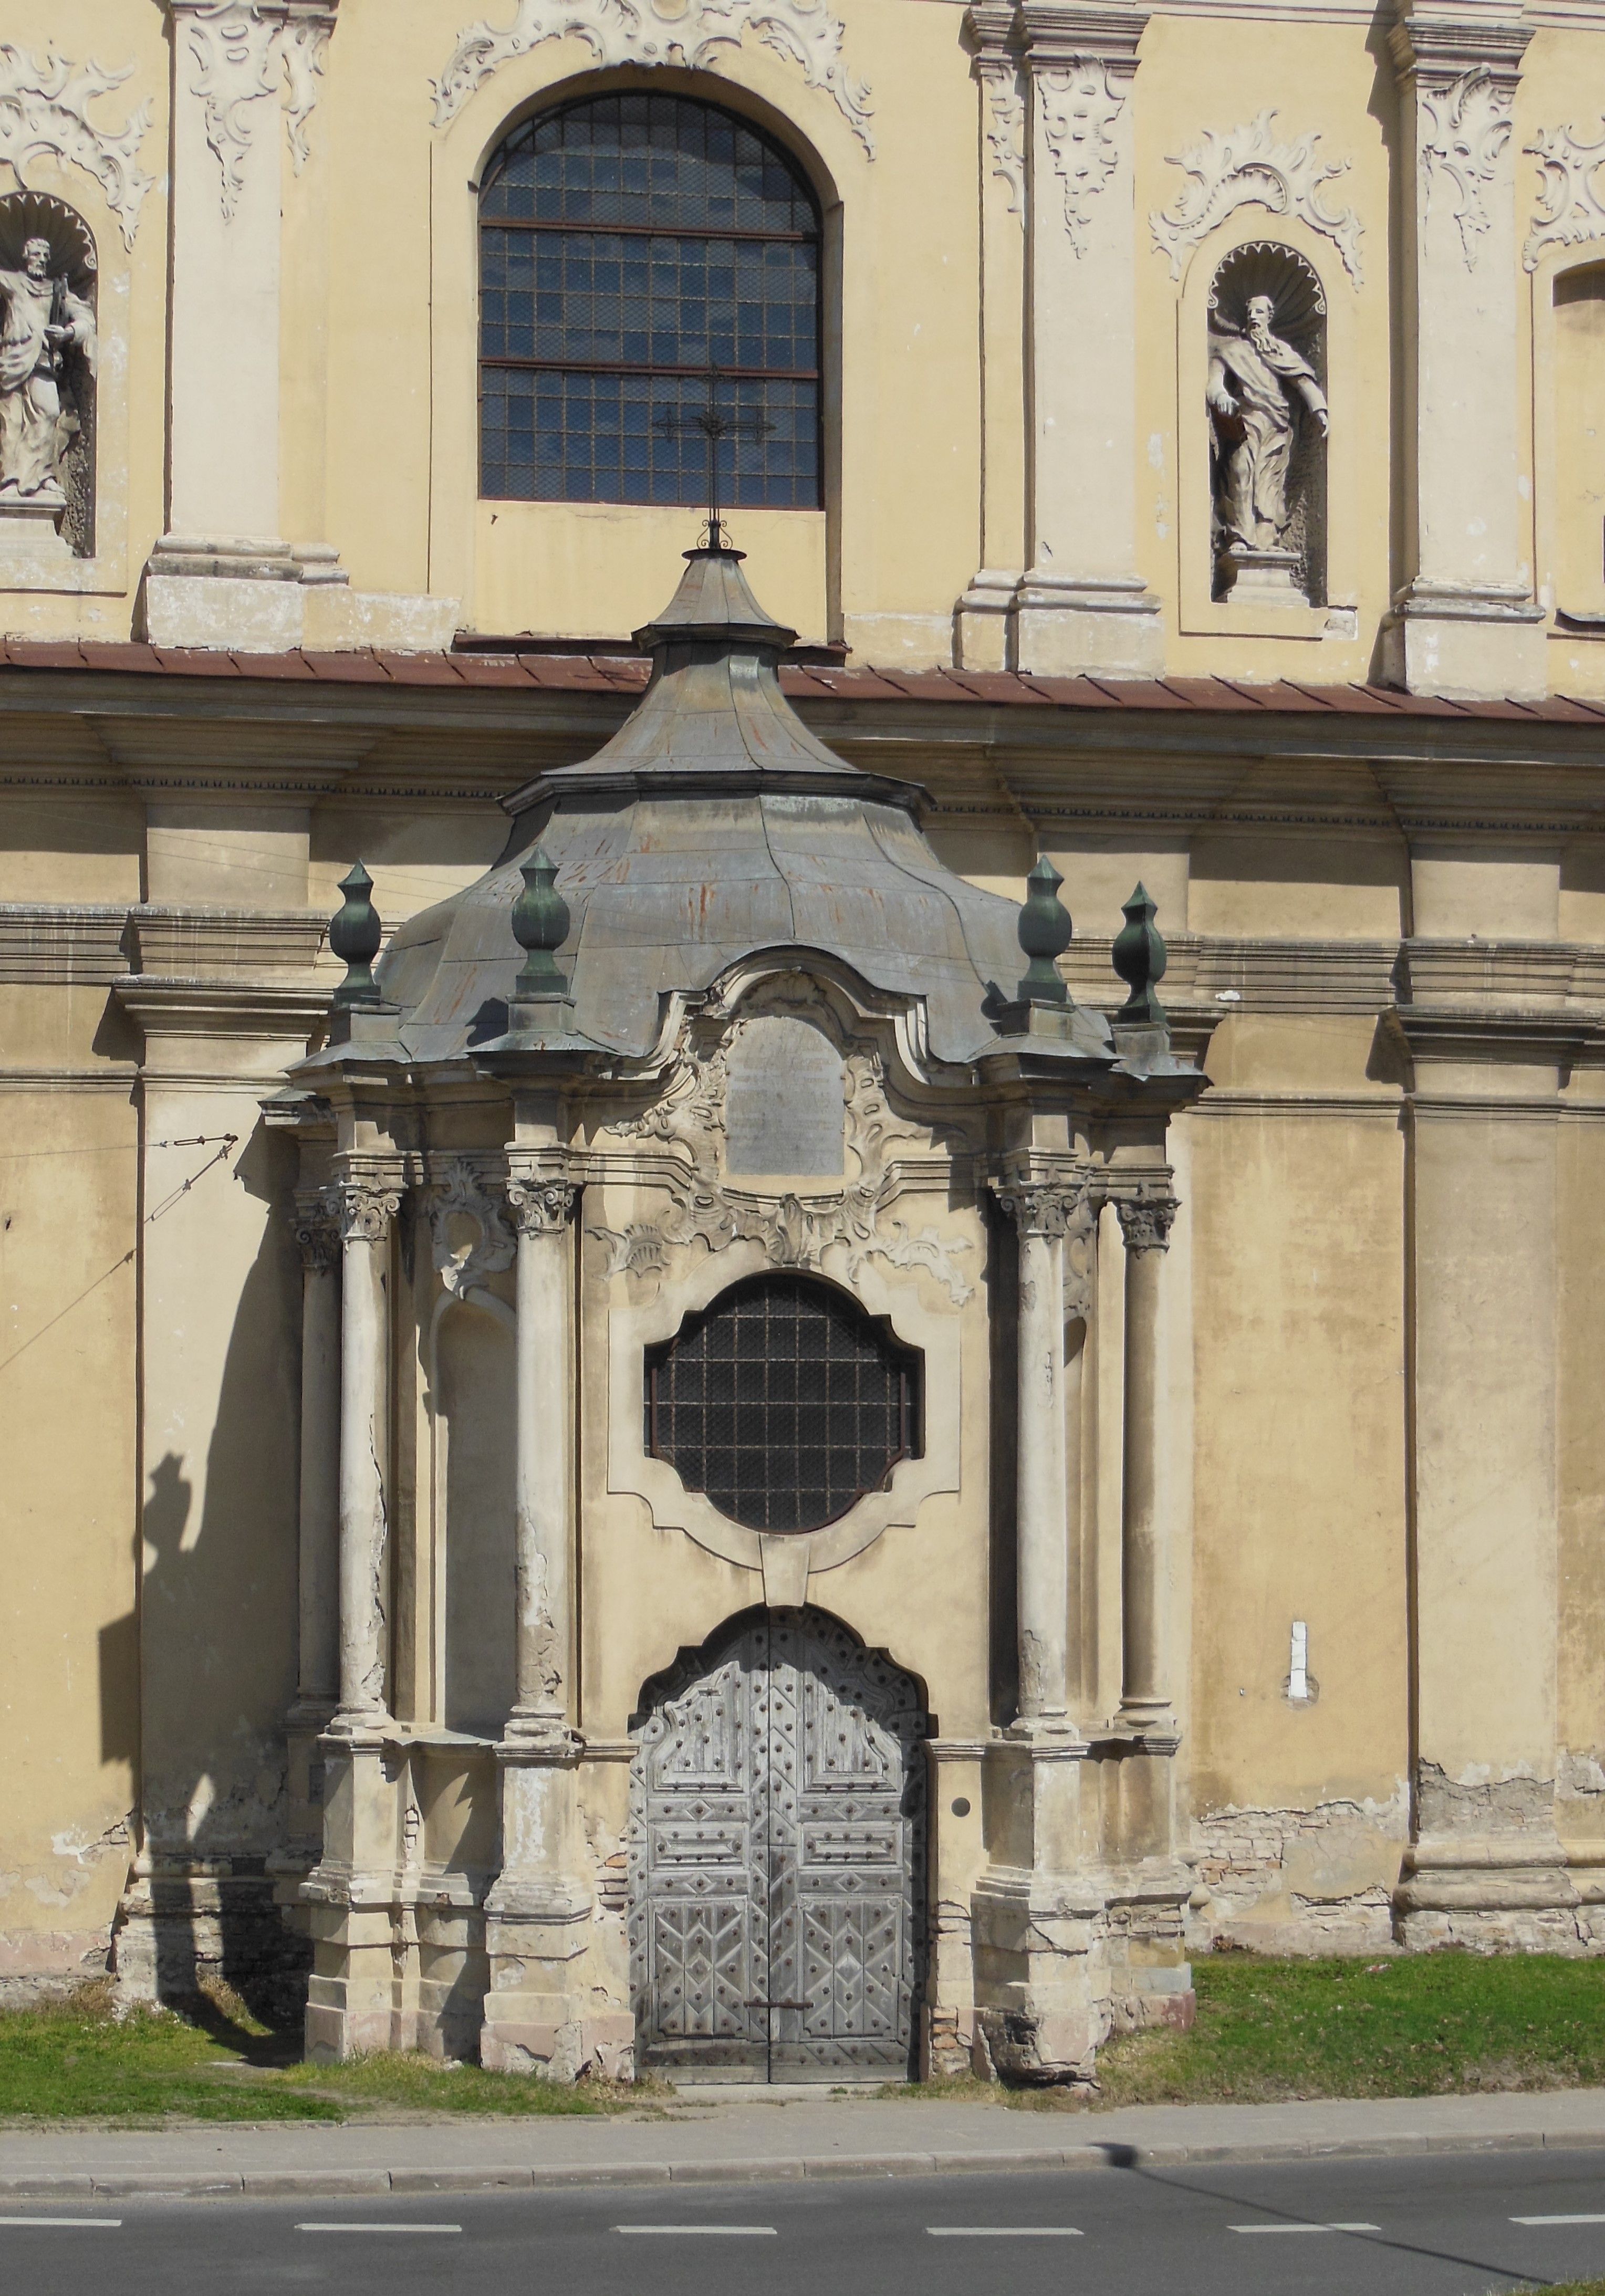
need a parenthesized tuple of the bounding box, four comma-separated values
(1011, 1, 1164, 676)
(1383, 5, 1547, 698)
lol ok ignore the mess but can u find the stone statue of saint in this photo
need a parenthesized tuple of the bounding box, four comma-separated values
(1207, 291, 1327, 558)
(0, 235, 97, 510)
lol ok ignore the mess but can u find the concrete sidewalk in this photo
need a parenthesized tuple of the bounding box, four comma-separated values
(5, 2088, 1605, 2199)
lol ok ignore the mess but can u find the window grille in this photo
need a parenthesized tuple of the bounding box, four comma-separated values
(645, 1274, 922, 1533)
(479, 92, 822, 508)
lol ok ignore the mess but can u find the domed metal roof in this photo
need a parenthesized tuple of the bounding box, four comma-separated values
(359, 543, 1120, 1072)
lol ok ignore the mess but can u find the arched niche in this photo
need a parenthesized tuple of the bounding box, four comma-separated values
(1552, 262, 1605, 620)
(436, 1296, 517, 1735)
(1206, 240, 1328, 610)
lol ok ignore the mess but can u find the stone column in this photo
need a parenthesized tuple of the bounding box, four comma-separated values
(998, 1179, 1081, 1734)
(291, 1187, 341, 1729)
(1117, 1192, 1175, 1731)
(283, 1187, 340, 1875)
(146, 2, 339, 649)
(956, 2, 1029, 670)
(1383, 8, 1547, 700)
(1012, 1, 1163, 676)
(304, 1167, 401, 2062)
(333, 1175, 398, 1728)
(480, 1172, 631, 2080)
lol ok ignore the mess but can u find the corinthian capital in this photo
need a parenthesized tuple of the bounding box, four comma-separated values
(338, 1176, 402, 1244)
(1116, 1192, 1176, 1254)
(994, 1174, 1090, 1238)
(293, 1185, 340, 1272)
(504, 1174, 578, 1237)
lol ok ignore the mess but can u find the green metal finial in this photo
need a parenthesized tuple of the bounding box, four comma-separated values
(510, 847, 571, 998)
(1112, 881, 1168, 1025)
(1016, 855, 1072, 1005)
(329, 861, 382, 1008)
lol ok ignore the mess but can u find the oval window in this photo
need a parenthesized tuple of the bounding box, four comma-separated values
(644, 1273, 922, 1533)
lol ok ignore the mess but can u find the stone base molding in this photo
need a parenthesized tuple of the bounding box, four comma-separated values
(1381, 580, 1549, 702)
(138, 537, 461, 653)
(1010, 571, 1166, 677)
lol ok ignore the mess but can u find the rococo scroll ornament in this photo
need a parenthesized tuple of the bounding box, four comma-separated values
(1524, 121, 1605, 271)
(1037, 62, 1124, 257)
(429, 1161, 515, 1297)
(0, 47, 156, 252)
(1421, 66, 1512, 272)
(979, 61, 1026, 220)
(589, 1030, 973, 1306)
(1150, 110, 1364, 288)
(176, 0, 336, 222)
(430, 0, 876, 158)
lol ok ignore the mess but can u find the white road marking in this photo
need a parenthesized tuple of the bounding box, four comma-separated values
(926, 2227, 1083, 2237)
(1513, 2214, 1605, 2225)
(1229, 2222, 1381, 2235)
(295, 2224, 461, 2235)
(615, 2226, 778, 2236)
(0, 2218, 122, 2229)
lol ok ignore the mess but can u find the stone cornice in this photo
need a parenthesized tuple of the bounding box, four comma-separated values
(1019, 0, 1148, 66)
(1390, 7, 1533, 87)
(114, 976, 330, 1037)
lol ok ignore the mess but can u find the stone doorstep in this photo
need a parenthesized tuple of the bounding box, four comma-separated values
(5, 2127, 1605, 2200)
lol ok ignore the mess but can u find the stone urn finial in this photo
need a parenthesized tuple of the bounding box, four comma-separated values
(510, 847, 571, 999)
(1016, 855, 1072, 1006)
(330, 862, 382, 1008)
(1112, 882, 1168, 1025)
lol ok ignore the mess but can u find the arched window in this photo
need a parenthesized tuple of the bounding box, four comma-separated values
(479, 91, 822, 509)
(1553, 265, 1605, 620)
(645, 1274, 922, 1533)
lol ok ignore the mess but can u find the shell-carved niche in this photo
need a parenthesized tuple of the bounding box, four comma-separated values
(591, 977, 975, 1307)
(1206, 240, 1328, 609)
(0, 191, 99, 559)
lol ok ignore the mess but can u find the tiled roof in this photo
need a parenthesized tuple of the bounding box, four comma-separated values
(4, 640, 1605, 722)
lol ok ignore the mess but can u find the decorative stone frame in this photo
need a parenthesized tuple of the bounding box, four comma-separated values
(1530, 242, 1605, 647)
(426, 51, 850, 643)
(1174, 211, 1359, 643)
(604, 1226, 962, 1605)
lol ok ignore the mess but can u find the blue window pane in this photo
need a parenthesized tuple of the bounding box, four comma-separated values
(480, 93, 821, 507)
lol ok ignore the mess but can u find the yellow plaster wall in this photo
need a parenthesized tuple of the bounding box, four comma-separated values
(0, 1082, 138, 1973)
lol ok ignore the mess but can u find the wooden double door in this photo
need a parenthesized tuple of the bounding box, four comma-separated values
(629, 1608, 926, 2080)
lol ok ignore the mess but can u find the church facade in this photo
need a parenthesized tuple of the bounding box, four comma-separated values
(6, 0, 1605, 2082)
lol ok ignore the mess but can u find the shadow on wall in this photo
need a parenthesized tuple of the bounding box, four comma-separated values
(104, 1120, 308, 2033)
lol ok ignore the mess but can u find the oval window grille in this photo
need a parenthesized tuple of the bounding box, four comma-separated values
(644, 1273, 923, 1533)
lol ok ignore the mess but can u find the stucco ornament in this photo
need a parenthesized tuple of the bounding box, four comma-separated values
(0, 228, 96, 510)
(430, 1161, 515, 1298)
(1037, 62, 1124, 256)
(1524, 120, 1605, 271)
(0, 48, 157, 252)
(1421, 66, 1512, 271)
(178, 1, 336, 222)
(979, 62, 1025, 218)
(1150, 110, 1364, 287)
(591, 1028, 973, 1306)
(431, 0, 875, 155)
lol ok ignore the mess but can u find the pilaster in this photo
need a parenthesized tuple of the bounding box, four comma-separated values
(1394, 962, 1569, 1946)
(1011, 1, 1163, 676)
(957, 3, 1029, 670)
(1383, 4, 1547, 698)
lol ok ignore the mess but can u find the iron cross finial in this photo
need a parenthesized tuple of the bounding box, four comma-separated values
(654, 366, 774, 549)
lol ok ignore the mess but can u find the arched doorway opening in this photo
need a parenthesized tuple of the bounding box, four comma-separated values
(628, 1607, 926, 2081)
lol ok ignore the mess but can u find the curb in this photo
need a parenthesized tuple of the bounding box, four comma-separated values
(4, 2126, 1605, 2200)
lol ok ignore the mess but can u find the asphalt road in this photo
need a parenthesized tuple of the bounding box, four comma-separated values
(8, 2151, 1605, 2295)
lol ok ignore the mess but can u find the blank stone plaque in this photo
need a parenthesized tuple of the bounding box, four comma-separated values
(725, 1015, 845, 1177)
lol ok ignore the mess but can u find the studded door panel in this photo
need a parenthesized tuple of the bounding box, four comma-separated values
(629, 1608, 925, 2079)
